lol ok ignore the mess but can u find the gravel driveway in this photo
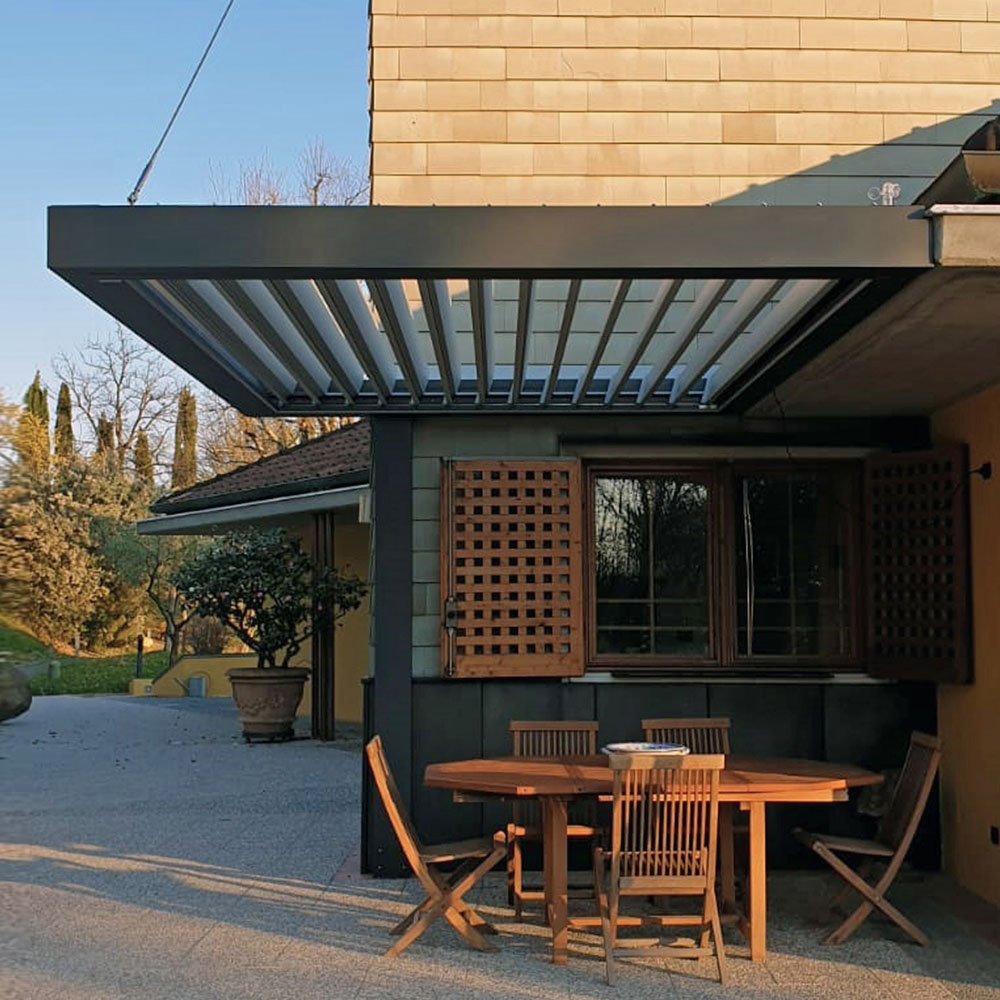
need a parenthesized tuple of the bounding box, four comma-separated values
(3, 696, 1000, 1000)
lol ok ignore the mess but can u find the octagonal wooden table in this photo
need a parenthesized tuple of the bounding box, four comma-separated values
(424, 754, 881, 965)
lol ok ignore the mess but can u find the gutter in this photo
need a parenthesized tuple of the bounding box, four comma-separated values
(137, 482, 368, 536)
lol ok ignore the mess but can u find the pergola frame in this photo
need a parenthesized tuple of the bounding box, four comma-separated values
(48, 205, 933, 418)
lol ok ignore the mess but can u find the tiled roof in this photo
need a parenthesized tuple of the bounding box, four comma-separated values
(151, 420, 370, 515)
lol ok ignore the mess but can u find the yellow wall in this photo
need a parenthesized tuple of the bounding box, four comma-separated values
(332, 520, 371, 725)
(142, 518, 370, 725)
(294, 516, 371, 725)
(932, 380, 1000, 909)
(149, 654, 255, 699)
(370, 1, 1000, 206)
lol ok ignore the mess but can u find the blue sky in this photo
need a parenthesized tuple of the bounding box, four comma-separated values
(0, 0, 370, 403)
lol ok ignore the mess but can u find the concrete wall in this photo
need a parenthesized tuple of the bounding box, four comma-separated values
(370, 1, 1000, 206)
(932, 380, 1000, 909)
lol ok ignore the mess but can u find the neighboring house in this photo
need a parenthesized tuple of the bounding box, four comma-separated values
(139, 420, 371, 734)
(49, 4, 1000, 912)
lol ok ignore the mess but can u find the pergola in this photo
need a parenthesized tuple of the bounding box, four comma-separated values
(48, 204, 952, 419)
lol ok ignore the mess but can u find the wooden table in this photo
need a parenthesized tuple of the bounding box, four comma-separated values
(424, 754, 880, 965)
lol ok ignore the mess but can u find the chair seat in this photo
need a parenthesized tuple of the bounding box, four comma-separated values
(509, 823, 599, 839)
(421, 834, 505, 864)
(793, 827, 894, 857)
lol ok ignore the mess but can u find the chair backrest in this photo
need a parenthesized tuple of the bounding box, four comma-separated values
(641, 717, 732, 755)
(607, 752, 724, 883)
(509, 720, 599, 757)
(877, 731, 942, 854)
(365, 735, 425, 873)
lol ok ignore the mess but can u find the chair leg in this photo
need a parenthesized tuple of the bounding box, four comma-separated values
(390, 897, 430, 935)
(829, 859, 875, 913)
(512, 836, 524, 919)
(506, 824, 517, 907)
(707, 886, 729, 986)
(813, 843, 928, 947)
(593, 849, 616, 986)
(385, 902, 442, 958)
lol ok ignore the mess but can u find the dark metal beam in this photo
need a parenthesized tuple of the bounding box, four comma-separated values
(469, 278, 492, 402)
(264, 279, 361, 402)
(314, 279, 392, 404)
(607, 279, 682, 403)
(418, 278, 460, 403)
(368, 417, 413, 877)
(717, 275, 918, 413)
(511, 278, 533, 402)
(368, 278, 425, 401)
(159, 280, 291, 403)
(49, 204, 933, 278)
(543, 277, 580, 405)
(574, 278, 630, 404)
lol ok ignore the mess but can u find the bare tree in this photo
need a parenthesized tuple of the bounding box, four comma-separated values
(209, 140, 368, 208)
(198, 393, 353, 476)
(53, 325, 182, 474)
(200, 140, 367, 475)
(299, 139, 369, 206)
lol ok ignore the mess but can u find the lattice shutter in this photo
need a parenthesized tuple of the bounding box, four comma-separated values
(865, 444, 972, 683)
(440, 459, 585, 678)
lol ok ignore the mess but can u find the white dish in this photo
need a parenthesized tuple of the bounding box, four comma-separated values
(601, 742, 690, 755)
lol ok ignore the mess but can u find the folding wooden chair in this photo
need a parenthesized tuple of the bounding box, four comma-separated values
(593, 752, 728, 986)
(506, 720, 600, 919)
(365, 735, 507, 957)
(642, 717, 740, 914)
(794, 731, 943, 946)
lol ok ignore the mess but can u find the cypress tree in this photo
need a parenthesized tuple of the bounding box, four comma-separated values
(16, 372, 50, 472)
(133, 430, 154, 487)
(171, 387, 198, 489)
(54, 382, 74, 459)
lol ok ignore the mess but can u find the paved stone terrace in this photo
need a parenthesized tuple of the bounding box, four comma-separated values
(2, 696, 998, 1000)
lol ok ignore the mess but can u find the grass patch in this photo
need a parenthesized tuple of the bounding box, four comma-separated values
(30, 650, 170, 696)
(0, 617, 49, 659)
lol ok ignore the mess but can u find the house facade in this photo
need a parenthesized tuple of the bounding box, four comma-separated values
(362, 2, 1000, 902)
(49, 2, 1000, 908)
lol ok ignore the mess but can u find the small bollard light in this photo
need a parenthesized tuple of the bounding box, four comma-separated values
(48, 660, 61, 683)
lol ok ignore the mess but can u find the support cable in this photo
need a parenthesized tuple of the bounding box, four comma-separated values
(127, 0, 238, 205)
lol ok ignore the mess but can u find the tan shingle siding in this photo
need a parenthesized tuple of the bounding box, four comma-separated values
(369, 2, 1000, 205)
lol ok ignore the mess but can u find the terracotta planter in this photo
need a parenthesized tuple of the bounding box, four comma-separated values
(226, 667, 310, 742)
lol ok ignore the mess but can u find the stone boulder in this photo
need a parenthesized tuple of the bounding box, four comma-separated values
(0, 663, 32, 722)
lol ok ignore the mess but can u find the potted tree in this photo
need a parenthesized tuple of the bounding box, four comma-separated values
(174, 527, 366, 741)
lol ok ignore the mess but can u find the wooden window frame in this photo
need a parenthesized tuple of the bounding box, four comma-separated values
(585, 461, 724, 671)
(585, 459, 864, 674)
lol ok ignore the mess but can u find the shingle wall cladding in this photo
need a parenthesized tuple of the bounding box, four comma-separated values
(369, 1, 1000, 206)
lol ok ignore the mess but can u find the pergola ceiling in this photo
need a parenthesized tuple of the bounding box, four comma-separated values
(48, 205, 932, 417)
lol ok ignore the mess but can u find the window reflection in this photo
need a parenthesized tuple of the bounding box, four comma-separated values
(593, 476, 709, 658)
(735, 472, 854, 658)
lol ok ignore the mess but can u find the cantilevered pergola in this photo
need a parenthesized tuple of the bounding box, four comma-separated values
(47, 205, 935, 418)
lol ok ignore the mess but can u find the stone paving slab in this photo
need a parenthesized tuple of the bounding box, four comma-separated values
(2, 696, 999, 1000)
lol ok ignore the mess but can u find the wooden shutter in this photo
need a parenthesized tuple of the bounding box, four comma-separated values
(440, 459, 585, 678)
(865, 444, 972, 683)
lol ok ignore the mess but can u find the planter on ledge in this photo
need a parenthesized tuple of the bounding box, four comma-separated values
(226, 667, 310, 743)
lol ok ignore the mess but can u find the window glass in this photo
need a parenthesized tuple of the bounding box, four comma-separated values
(593, 476, 710, 658)
(734, 470, 854, 658)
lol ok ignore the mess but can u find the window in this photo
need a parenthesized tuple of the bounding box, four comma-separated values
(592, 475, 712, 660)
(734, 468, 857, 661)
(588, 462, 861, 670)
